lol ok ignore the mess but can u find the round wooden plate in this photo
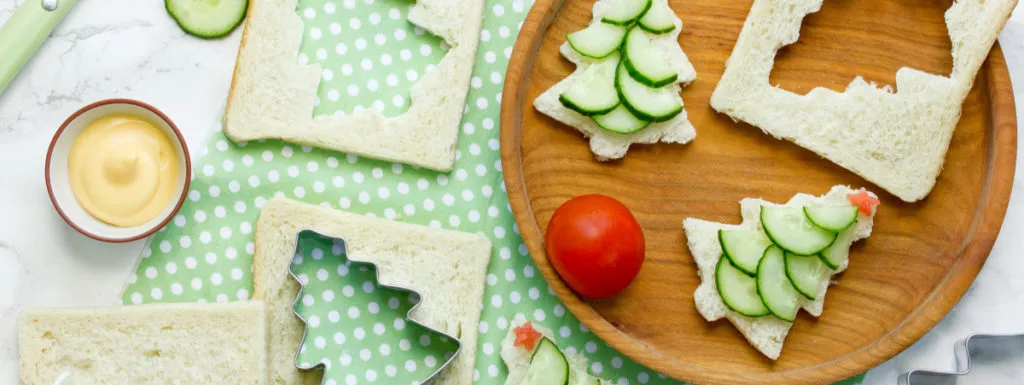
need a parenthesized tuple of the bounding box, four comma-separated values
(499, 0, 1017, 384)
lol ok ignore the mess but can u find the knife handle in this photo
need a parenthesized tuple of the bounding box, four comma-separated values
(0, 0, 79, 96)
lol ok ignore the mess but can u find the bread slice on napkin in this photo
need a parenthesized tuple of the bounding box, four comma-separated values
(252, 198, 492, 385)
(225, 0, 484, 172)
(18, 301, 268, 385)
(710, 0, 1016, 202)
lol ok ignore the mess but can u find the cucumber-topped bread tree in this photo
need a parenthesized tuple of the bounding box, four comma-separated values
(534, 0, 697, 160)
(682, 186, 880, 359)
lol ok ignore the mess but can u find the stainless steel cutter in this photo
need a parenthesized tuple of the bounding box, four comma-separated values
(900, 334, 1024, 385)
(287, 230, 462, 384)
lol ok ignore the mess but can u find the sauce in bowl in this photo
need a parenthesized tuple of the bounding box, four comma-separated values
(67, 114, 180, 227)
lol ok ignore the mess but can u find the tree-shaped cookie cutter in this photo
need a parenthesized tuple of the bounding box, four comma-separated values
(287, 230, 463, 384)
(899, 333, 1024, 385)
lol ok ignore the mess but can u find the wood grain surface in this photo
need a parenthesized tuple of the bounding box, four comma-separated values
(499, 0, 1018, 384)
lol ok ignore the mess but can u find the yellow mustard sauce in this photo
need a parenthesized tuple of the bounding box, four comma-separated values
(68, 114, 179, 227)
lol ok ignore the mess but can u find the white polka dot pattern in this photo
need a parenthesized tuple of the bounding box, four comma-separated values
(298, 0, 448, 118)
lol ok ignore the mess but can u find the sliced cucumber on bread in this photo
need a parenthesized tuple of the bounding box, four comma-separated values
(719, 229, 771, 276)
(567, 22, 627, 59)
(165, 0, 248, 39)
(761, 205, 837, 256)
(616, 62, 683, 122)
(593, 104, 650, 134)
(756, 245, 802, 322)
(804, 205, 859, 233)
(623, 27, 678, 87)
(638, 0, 676, 34)
(783, 251, 831, 300)
(716, 257, 770, 317)
(521, 338, 570, 385)
(560, 57, 620, 116)
(820, 228, 856, 270)
(601, 0, 653, 26)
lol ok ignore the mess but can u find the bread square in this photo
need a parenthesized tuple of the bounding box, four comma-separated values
(252, 198, 492, 385)
(18, 301, 269, 385)
(709, 0, 1015, 202)
(225, 0, 485, 171)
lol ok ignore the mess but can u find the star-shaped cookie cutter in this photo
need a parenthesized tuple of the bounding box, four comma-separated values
(287, 230, 463, 384)
(899, 333, 1024, 385)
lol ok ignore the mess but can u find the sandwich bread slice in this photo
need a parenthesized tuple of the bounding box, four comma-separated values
(18, 301, 268, 385)
(710, 0, 1016, 202)
(225, 0, 485, 171)
(252, 198, 492, 385)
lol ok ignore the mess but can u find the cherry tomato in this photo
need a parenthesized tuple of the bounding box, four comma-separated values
(544, 194, 645, 299)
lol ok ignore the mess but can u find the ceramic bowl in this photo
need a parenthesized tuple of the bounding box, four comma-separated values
(45, 99, 191, 242)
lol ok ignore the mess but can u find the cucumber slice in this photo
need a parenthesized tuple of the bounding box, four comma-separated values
(592, 104, 650, 134)
(715, 257, 770, 317)
(569, 366, 600, 385)
(522, 338, 570, 385)
(166, 0, 248, 39)
(783, 251, 831, 300)
(560, 57, 621, 116)
(804, 205, 859, 233)
(638, 0, 676, 34)
(756, 245, 802, 322)
(601, 0, 653, 26)
(760, 205, 837, 256)
(567, 22, 627, 59)
(820, 228, 856, 270)
(623, 28, 678, 87)
(615, 62, 683, 122)
(718, 229, 771, 276)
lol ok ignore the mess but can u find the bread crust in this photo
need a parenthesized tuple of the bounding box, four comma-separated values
(252, 198, 492, 385)
(709, 0, 1018, 202)
(223, 0, 485, 172)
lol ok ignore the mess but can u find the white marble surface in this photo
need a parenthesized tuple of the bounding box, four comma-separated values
(0, 1, 1021, 384)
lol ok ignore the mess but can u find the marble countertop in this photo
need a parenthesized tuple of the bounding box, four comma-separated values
(0, 1, 1022, 384)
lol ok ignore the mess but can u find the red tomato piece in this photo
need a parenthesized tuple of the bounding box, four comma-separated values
(544, 195, 645, 299)
(513, 322, 542, 350)
(847, 190, 880, 216)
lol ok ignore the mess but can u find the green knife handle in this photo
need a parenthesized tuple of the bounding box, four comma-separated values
(0, 0, 79, 95)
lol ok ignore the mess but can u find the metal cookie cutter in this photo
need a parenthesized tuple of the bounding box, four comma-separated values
(900, 334, 1024, 385)
(288, 230, 463, 384)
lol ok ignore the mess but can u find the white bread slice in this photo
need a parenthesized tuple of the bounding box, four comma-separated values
(18, 301, 268, 385)
(682, 185, 877, 359)
(534, 0, 697, 161)
(710, 0, 1016, 202)
(224, 0, 484, 172)
(253, 198, 492, 385)
(500, 319, 611, 385)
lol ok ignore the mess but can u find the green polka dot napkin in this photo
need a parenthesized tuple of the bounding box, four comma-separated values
(122, 1, 866, 384)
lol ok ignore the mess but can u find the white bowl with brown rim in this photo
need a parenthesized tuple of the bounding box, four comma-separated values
(45, 99, 191, 242)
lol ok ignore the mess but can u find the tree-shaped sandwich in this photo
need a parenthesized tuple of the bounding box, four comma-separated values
(534, 0, 697, 160)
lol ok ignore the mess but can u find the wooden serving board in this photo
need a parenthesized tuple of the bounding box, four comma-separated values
(499, 0, 1017, 384)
